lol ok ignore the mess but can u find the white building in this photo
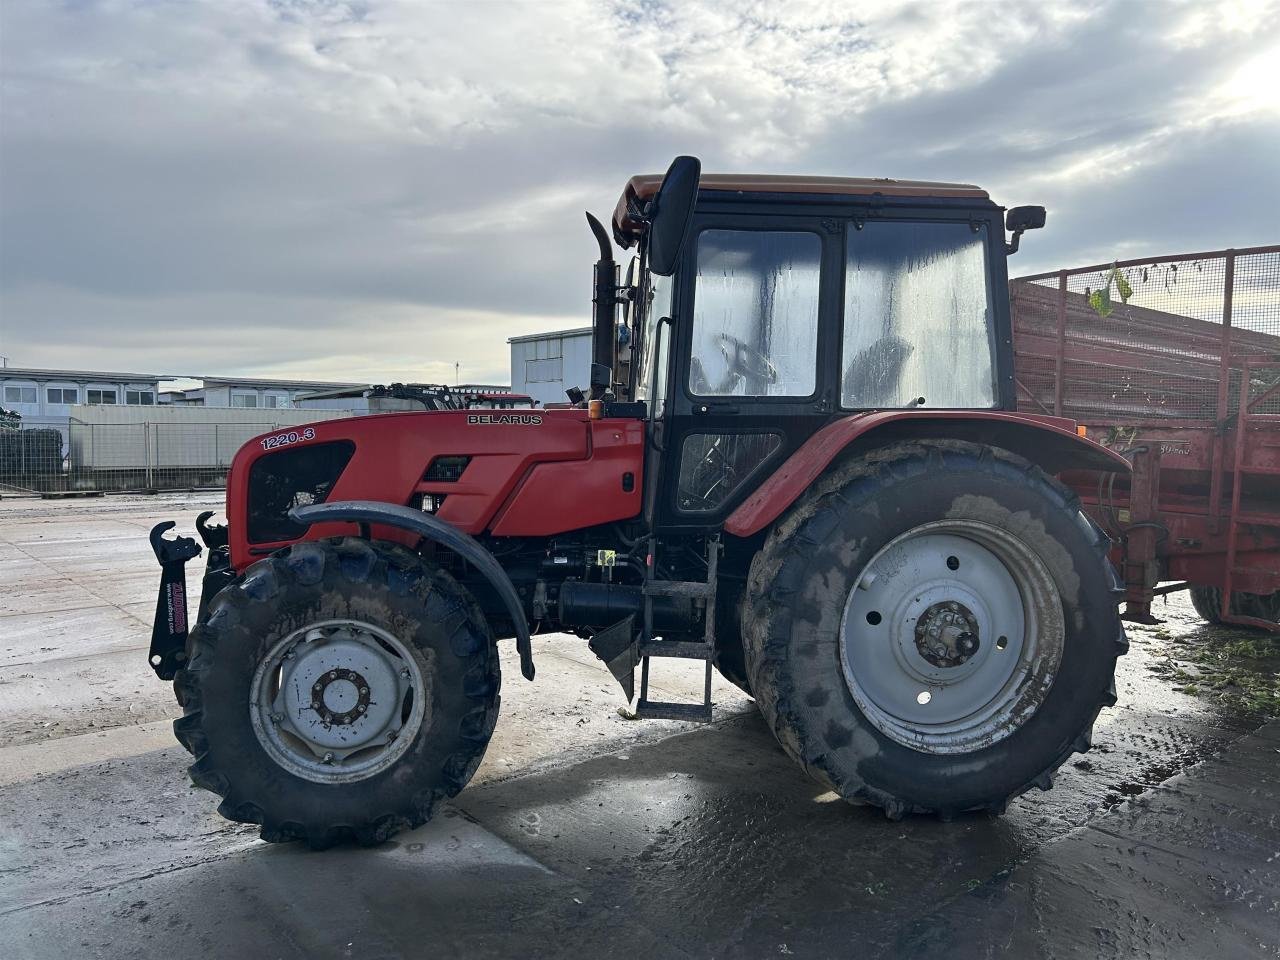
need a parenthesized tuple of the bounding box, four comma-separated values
(163, 376, 366, 410)
(508, 326, 593, 406)
(0, 367, 166, 449)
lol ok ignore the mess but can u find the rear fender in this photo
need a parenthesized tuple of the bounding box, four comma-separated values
(723, 411, 1131, 539)
(289, 500, 534, 681)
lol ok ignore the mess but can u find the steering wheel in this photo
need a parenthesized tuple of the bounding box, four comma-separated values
(718, 333, 778, 387)
(680, 435, 734, 510)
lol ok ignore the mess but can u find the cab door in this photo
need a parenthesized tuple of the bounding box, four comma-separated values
(655, 216, 843, 532)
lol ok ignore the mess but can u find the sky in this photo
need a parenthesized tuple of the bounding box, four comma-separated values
(1, 0, 1278, 386)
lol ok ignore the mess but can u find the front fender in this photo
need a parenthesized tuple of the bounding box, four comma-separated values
(289, 500, 534, 680)
(724, 410, 1131, 539)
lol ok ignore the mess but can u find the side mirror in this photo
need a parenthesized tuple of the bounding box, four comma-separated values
(1006, 206, 1046, 232)
(1005, 205, 1046, 255)
(648, 155, 701, 276)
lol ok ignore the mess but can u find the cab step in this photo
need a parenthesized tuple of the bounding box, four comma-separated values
(588, 538, 721, 723)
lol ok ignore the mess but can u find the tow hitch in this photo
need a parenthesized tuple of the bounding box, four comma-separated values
(148, 521, 201, 681)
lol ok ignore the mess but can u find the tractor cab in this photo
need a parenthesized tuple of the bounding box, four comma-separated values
(601, 159, 1045, 532)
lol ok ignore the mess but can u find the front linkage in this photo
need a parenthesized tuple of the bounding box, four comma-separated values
(147, 511, 231, 681)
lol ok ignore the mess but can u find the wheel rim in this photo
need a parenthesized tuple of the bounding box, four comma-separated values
(249, 619, 428, 784)
(839, 519, 1064, 755)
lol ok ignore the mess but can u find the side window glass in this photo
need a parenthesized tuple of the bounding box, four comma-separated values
(842, 221, 996, 408)
(690, 231, 820, 397)
(635, 271, 673, 416)
(678, 432, 782, 512)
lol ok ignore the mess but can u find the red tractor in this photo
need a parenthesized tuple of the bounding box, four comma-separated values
(149, 158, 1130, 847)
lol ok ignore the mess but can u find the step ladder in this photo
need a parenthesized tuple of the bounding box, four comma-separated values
(633, 537, 720, 723)
(1221, 356, 1280, 633)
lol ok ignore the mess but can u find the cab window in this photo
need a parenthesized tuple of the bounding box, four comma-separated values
(842, 221, 996, 409)
(634, 270, 673, 416)
(689, 230, 821, 398)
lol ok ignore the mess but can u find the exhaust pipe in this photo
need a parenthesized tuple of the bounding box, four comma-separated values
(585, 212, 617, 400)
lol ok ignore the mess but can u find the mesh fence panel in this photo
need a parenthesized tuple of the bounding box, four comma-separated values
(1013, 246, 1280, 421)
(0, 420, 345, 493)
(1234, 251, 1280, 417)
(0, 429, 65, 493)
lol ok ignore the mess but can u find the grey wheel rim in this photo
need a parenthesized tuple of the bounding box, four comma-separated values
(249, 619, 429, 784)
(839, 519, 1064, 755)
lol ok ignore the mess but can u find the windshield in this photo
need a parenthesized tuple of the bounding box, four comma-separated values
(842, 221, 996, 408)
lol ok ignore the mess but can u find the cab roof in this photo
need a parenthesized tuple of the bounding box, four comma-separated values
(612, 173, 989, 244)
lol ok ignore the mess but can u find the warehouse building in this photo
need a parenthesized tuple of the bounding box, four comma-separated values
(0, 367, 167, 450)
(508, 326, 592, 406)
(161, 375, 365, 409)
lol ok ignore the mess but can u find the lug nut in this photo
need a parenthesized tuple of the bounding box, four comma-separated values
(400, 668, 411, 679)
(322, 752, 334, 763)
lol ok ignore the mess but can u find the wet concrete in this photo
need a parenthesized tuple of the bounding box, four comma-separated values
(1, 495, 1278, 958)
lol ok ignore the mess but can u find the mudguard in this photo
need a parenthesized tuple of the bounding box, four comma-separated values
(724, 410, 1131, 539)
(289, 500, 535, 680)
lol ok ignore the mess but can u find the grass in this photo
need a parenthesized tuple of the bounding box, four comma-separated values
(1148, 628, 1280, 716)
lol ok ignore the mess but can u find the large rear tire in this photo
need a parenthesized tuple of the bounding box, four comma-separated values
(744, 440, 1126, 819)
(172, 537, 500, 848)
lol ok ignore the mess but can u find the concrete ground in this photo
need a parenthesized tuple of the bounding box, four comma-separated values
(1, 493, 1277, 959)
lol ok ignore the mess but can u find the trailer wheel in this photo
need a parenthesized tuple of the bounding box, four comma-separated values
(744, 440, 1126, 819)
(172, 537, 499, 848)
(1188, 586, 1280, 627)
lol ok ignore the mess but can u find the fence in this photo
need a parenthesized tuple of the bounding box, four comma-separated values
(1011, 244, 1280, 422)
(0, 420, 316, 495)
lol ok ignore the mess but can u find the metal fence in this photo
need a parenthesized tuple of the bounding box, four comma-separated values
(1012, 244, 1280, 422)
(0, 420, 305, 495)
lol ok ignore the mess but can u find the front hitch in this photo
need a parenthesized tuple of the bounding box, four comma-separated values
(148, 521, 201, 681)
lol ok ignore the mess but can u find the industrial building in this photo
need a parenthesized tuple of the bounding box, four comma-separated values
(508, 326, 592, 406)
(163, 376, 365, 409)
(0, 367, 167, 449)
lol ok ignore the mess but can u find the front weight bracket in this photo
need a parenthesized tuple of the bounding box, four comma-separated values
(148, 521, 202, 681)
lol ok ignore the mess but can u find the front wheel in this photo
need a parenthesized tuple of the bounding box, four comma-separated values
(173, 537, 500, 847)
(744, 440, 1126, 819)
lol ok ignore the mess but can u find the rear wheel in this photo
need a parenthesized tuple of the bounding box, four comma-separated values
(173, 537, 500, 847)
(744, 440, 1126, 819)
(1189, 585, 1280, 627)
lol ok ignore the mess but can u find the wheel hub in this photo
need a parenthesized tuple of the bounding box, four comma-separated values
(249, 620, 428, 784)
(839, 520, 1065, 755)
(914, 601, 981, 668)
(311, 668, 372, 726)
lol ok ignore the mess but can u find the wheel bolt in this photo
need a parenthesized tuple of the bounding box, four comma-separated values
(322, 752, 334, 764)
(400, 668, 411, 680)
(269, 712, 283, 724)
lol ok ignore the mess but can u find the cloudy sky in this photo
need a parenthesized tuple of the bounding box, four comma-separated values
(1, 0, 1277, 385)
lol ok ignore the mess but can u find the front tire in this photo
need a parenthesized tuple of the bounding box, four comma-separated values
(172, 537, 500, 847)
(744, 440, 1126, 819)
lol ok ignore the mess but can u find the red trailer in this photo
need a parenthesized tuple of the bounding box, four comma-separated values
(1012, 245, 1280, 631)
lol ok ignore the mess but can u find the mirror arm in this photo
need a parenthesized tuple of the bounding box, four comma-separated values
(1006, 230, 1024, 256)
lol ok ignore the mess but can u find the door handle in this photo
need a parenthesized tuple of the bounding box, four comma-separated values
(694, 403, 739, 414)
